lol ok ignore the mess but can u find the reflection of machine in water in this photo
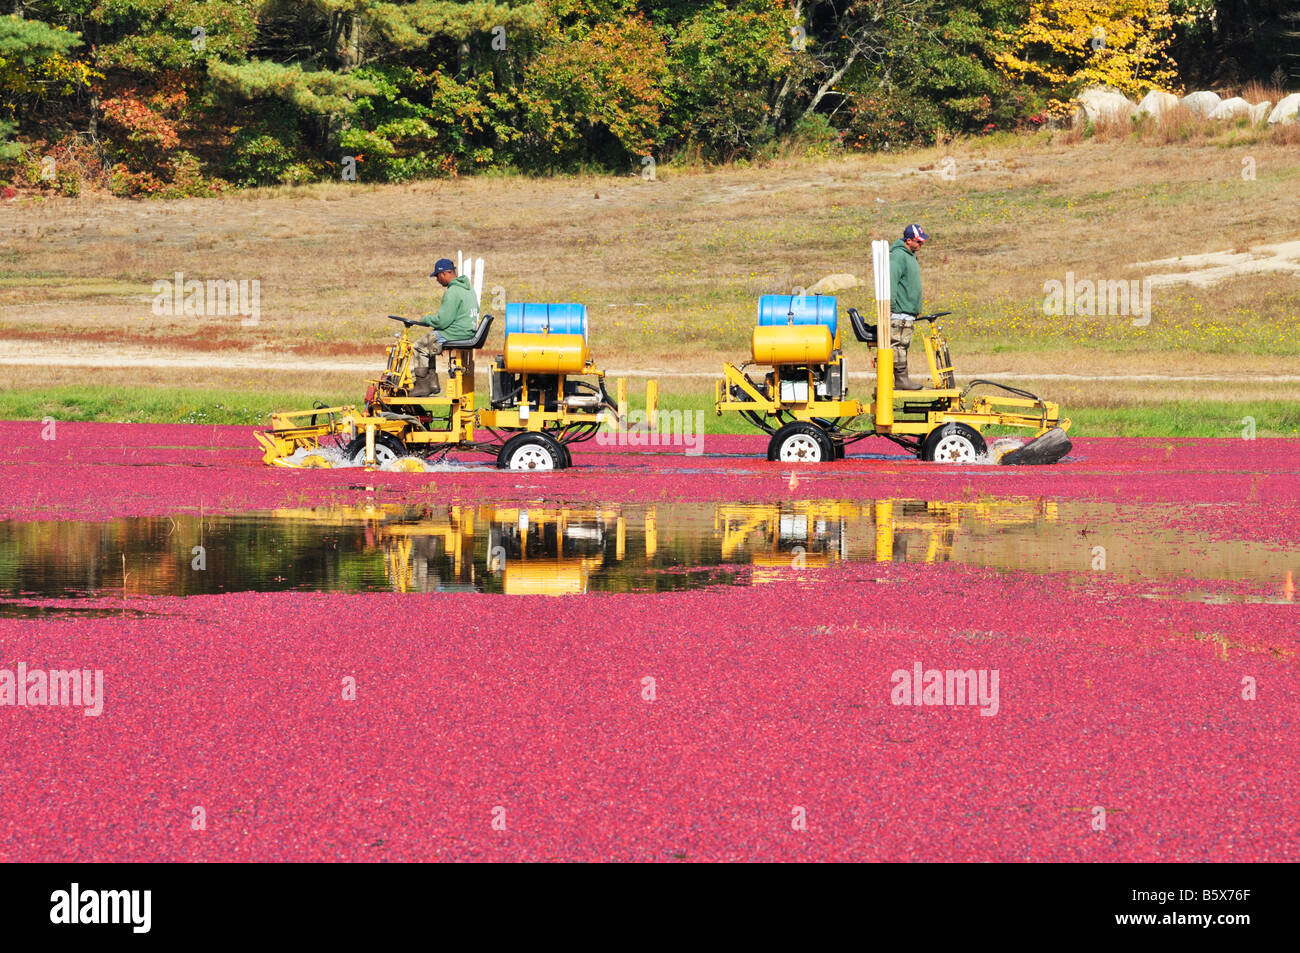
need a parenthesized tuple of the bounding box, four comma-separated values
(715, 502, 854, 583)
(271, 496, 1058, 594)
(713, 498, 1059, 579)
(877, 498, 1059, 564)
(482, 507, 612, 595)
(271, 503, 655, 595)
(384, 506, 630, 594)
(382, 505, 478, 593)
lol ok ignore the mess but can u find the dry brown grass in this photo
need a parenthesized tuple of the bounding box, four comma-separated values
(1230, 81, 1288, 105)
(1061, 86, 1296, 147)
(2, 129, 1299, 411)
(0, 364, 361, 394)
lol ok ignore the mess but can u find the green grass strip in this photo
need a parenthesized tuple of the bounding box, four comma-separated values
(2, 385, 1297, 438)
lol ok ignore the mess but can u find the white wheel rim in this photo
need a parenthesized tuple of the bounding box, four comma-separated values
(358, 443, 401, 465)
(510, 445, 555, 470)
(779, 434, 823, 463)
(932, 434, 977, 463)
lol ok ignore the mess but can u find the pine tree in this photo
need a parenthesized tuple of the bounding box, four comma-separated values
(0, 13, 94, 158)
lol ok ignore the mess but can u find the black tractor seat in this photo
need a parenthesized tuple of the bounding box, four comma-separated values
(442, 314, 493, 350)
(846, 307, 878, 345)
(846, 307, 953, 344)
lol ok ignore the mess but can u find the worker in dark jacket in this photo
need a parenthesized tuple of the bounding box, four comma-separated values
(412, 257, 479, 397)
(888, 225, 928, 390)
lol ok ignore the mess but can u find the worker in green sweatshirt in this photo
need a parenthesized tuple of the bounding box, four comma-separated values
(888, 224, 928, 391)
(412, 257, 479, 397)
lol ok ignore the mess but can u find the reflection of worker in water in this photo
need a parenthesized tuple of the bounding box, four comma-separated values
(412, 257, 479, 397)
(888, 224, 928, 391)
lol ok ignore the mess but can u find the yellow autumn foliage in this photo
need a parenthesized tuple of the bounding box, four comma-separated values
(997, 1, 1179, 115)
(0, 18, 99, 108)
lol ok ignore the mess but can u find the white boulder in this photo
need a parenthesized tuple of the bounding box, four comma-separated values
(1136, 89, 1179, 118)
(1267, 93, 1300, 124)
(1250, 101, 1272, 124)
(1181, 90, 1221, 116)
(1210, 96, 1252, 120)
(1073, 86, 1137, 124)
(808, 274, 860, 294)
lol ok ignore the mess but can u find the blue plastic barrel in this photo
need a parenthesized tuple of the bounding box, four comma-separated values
(504, 302, 588, 341)
(756, 294, 837, 339)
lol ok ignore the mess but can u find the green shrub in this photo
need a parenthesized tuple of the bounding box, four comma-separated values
(787, 112, 842, 157)
(56, 166, 79, 196)
(226, 130, 299, 187)
(278, 162, 315, 186)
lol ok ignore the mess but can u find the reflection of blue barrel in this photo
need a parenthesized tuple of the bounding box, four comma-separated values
(504, 302, 588, 341)
(757, 294, 837, 339)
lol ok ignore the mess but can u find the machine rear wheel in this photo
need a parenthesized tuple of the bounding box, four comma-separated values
(497, 432, 566, 471)
(343, 432, 406, 466)
(921, 423, 987, 463)
(767, 422, 834, 463)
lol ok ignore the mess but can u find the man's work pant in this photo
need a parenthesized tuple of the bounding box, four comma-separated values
(889, 313, 921, 383)
(412, 330, 447, 376)
(889, 313, 916, 352)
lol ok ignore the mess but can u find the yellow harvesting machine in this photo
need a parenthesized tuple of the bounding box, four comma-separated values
(714, 240, 1071, 464)
(255, 304, 657, 471)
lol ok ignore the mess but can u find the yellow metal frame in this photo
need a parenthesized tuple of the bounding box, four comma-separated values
(713, 313, 1071, 450)
(254, 324, 484, 465)
(476, 360, 607, 432)
(715, 355, 864, 422)
(256, 320, 657, 467)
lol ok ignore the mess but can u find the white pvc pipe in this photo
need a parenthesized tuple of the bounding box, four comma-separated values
(872, 239, 892, 342)
(872, 238, 894, 425)
(872, 240, 890, 304)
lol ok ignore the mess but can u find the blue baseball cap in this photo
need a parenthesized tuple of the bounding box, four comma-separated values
(903, 224, 929, 242)
(430, 258, 456, 276)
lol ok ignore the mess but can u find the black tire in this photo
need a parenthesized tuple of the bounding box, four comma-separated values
(833, 439, 846, 460)
(921, 422, 987, 463)
(343, 431, 407, 466)
(497, 432, 566, 471)
(998, 427, 1072, 466)
(560, 442, 573, 468)
(767, 422, 834, 463)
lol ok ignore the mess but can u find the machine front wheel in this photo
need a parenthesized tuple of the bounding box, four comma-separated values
(767, 422, 834, 464)
(921, 423, 987, 463)
(497, 432, 566, 471)
(343, 431, 407, 466)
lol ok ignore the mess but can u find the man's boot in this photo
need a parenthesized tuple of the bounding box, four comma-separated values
(411, 368, 440, 397)
(893, 349, 924, 390)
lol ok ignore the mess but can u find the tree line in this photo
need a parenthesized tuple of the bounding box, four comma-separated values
(1, 1, 1295, 196)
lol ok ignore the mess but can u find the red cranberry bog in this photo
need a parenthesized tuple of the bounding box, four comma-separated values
(1, 419, 1296, 864)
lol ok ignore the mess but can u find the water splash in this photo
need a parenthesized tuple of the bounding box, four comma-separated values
(279, 446, 350, 468)
(975, 438, 1025, 466)
(275, 444, 495, 471)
